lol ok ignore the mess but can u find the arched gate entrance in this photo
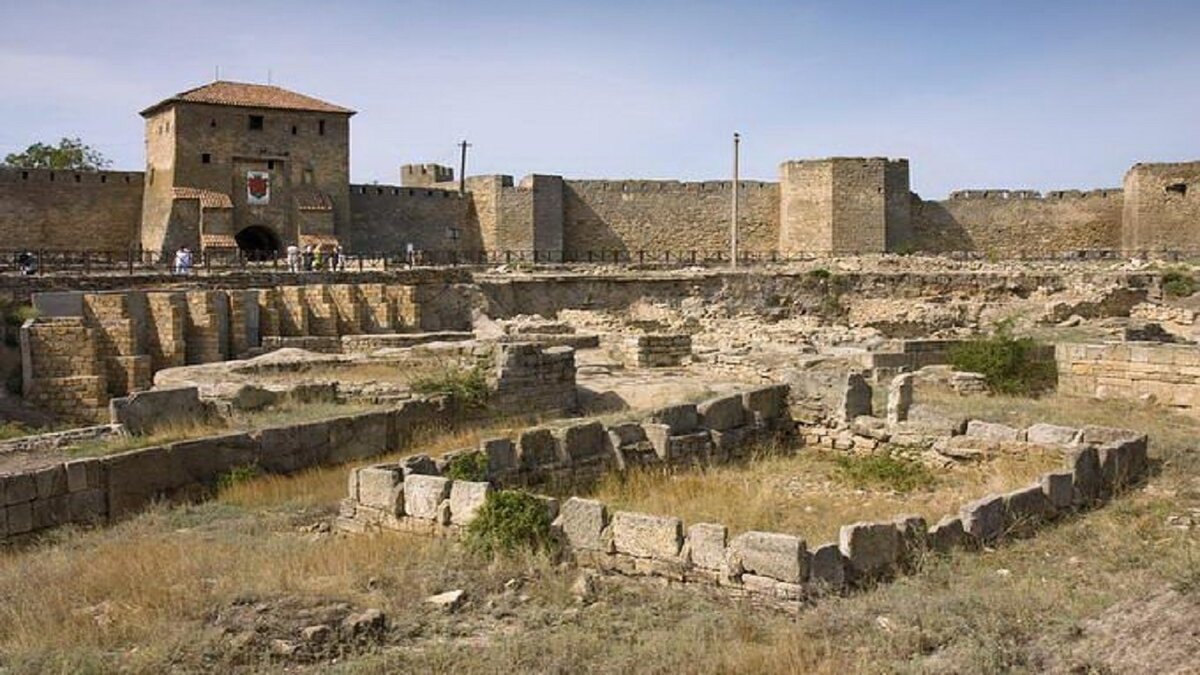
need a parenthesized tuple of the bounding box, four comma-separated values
(234, 225, 281, 261)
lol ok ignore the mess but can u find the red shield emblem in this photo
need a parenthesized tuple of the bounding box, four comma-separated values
(247, 171, 270, 204)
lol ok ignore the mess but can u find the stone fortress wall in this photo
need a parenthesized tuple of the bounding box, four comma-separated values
(3, 79, 1195, 259)
(0, 139, 1190, 260)
(0, 168, 144, 252)
(3, 155, 1198, 259)
(912, 188, 1125, 257)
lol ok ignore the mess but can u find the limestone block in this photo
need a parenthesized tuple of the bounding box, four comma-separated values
(607, 423, 646, 448)
(31, 495, 67, 530)
(64, 459, 101, 493)
(358, 465, 404, 515)
(555, 421, 607, 464)
(684, 523, 727, 570)
(102, 446, 187, 518)
(6, 502, 32, 535)
(697, 395, 746, 431)
(481, 437, 516, 475)
(1068, 445, 1102, 505)
(893, 514, 928, 563)
(402, 454, 438, 476)
(838, 521, 901, 579)
(108, 386, 206, 435)
(403, 474, 451, 520)
(518, 428, 559, 468)
(959, 494, 1005, 542)
(886, 373, 914, 425)
(809, 543, 846, 589)
(642, 423, 672, 460)
(611, 511, 682, 559)
(1098, 438, 1149, 490)
(449, 480, 492, 525)
(965, 420, 1025, 442)
(710, 426, 756, 456)
(170, 433, 258, 485)
(1041, 471, 1074, 510)
(839, 373, 873, 422)
(256, 421, 331, 474)
(647, 404, 699, 435)
(1025, 423, 1080, 446)
(740, 574, 803, 601)
(554, 497, 609, 551)
(1078, 425, 1143, 446)
(33, 465, 67, 500)
(727, 531, 808, 584)
(742, 384, 790, 420)
(328, 411, 390, 463)
(1003, 485, 1051, 534)
(927, 515, 967, 553)
(4, 473, 36, 505)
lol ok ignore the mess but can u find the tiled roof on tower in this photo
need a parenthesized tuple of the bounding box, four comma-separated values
(140, 80, 355, 116)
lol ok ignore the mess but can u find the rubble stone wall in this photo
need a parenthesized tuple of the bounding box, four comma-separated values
(1056, 342, 1200, 411)
(22, 282, 472, 418)
(0, 397, 454, 543)
(342, 405, 1147, 604)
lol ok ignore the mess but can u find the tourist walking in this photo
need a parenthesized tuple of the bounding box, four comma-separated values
(286, 243, 300, 272)
(173, 246, 189, 275)
(302, 244, 314, 272)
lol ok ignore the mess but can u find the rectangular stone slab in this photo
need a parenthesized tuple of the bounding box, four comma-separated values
(729, 531, 808, 584)
(403, 474, 451, 520)
(611, 511, 682, 560)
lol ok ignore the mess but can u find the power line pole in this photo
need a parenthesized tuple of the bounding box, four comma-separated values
(457, 140, 471, 194)
(731, 132, 740, 270)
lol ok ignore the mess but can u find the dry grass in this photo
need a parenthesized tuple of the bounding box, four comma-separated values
(585, 443, 1062, 543)
(0, 391, 1196, 673)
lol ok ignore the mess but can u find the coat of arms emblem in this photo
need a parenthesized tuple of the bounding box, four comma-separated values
(247, 171, 270, 205)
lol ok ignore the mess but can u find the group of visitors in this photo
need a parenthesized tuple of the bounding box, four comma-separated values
(285, 243, 345, 273)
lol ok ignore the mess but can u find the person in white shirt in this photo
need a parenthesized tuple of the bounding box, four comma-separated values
(173, 246, 188, 275)
(286, 244, 301, 272)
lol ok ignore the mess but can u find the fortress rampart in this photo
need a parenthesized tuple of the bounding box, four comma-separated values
(1, 82, 1196, 259)
(0, 168, 144, 252)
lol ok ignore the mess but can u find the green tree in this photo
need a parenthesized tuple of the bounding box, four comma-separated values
(3, 137, 111, 170)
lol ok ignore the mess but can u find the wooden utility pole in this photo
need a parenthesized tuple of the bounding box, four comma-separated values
(458, 140, 471, 193)
(731, 132, 740, 270)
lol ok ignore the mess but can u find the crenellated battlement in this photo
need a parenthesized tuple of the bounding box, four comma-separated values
(565, 179, 775, 193)
(0, 167, 144, 185)
(947, 188, 1122, 201)
(349, 183, 466, 199)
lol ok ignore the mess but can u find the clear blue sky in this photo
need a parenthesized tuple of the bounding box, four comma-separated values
(2, 0, 1197, 197)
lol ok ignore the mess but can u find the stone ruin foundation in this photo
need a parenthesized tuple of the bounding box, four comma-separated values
(338, 383, 1150, 606)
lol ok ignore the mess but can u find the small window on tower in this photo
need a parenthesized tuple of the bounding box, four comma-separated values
(267, 160, 276, 171)
(201, 153, 211, 164)
(302, 169, 314, 185)
(291, 125, 298, 135)
(210, 118, 217, 128)
(1166, 183, 1188, 196)
(249, 115, 264, 130)
(318, 120, 326, 135)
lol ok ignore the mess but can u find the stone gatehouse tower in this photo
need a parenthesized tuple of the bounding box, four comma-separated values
(138, 81, 354, 257)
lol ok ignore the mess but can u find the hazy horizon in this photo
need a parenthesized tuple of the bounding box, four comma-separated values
(2, 0, 1197, 198)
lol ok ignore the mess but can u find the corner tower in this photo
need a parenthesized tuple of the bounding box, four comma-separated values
(778, 157, 911, 254)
